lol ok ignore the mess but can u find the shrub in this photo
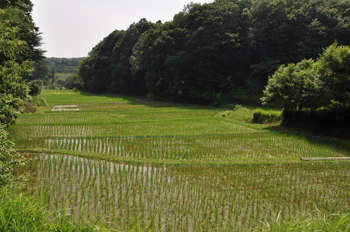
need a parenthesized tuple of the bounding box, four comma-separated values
(0, 125, 27, 186)
(253, 109, 281, 124)
(47, 84, 56, 90)
(33, 79, 43, 87)
(28, 81, 42, 96)
(30, 96, 47, 107)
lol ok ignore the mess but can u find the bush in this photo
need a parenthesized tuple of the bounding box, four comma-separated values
(253, 109, 281, 124)
(0, 125, 27, 186)
(47, 84, 56, 90)
(19, 101, 37, 113)
(33, 79, 43, 87)
(30, 96, 47, 107)
(27, 81, 42, 96)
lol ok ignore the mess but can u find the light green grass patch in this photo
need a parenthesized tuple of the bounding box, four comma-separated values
(41, 89, 137, 105)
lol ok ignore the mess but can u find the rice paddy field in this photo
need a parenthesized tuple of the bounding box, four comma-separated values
(11, 90, 350, 231)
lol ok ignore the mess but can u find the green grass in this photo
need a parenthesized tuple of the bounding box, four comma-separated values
(0, 184, 105, 231)
(223, 104, 282, 124)
(11, 90, 350, 231)
(41, 89, 137, 104)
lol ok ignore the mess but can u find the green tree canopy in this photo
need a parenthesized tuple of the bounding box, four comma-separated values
(0, 0, 44, 64)
(0, 6, 32, 186)
(262, 43, 350, 111)
(0, 13, 32, 125)
(29, 58, 49, 84)
(79, 0, 350, 105)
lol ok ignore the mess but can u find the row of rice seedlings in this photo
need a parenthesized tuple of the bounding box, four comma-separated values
(12, 118, 256, 138)
(16, 107, 222, 125)
(110, 109, 221, 121)
(16, 112, 117, 125)
(25, 153, 350, 231)
(16, 132, 350, 161)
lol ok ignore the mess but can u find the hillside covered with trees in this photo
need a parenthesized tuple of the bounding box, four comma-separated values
(29, 57, 84, 86)
(78, 0, 350, 106)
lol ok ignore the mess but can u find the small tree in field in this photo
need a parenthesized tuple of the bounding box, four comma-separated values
(314, 43, 350, 109)
(261, 42, 350, 111)
(261, 59, 323, 111)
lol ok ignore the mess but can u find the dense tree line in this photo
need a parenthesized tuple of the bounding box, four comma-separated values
(79, 0, 350, 105)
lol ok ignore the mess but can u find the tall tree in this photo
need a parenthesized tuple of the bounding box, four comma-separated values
(79, 29, 126, 93)
(249, 0, 350, 87)
(29, 58, 49, 84)
(0, 15, 29, 186)
(0, 16, 32, 126)
(0, 0, 44, 64)
(110, 18, 156, 95)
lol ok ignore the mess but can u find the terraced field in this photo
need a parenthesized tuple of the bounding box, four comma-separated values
(12, 90, 350, 231)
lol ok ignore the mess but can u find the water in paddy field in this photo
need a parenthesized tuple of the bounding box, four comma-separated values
(27, 153, 350, 232)
(51, 105, 79, 111)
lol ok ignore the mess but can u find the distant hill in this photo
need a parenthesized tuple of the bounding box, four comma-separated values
(47, 57, 85, 74)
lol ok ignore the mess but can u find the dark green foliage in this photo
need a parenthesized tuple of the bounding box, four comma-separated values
(79, 29, 126, 93)
(27, 81, 41, 96)
(252, 109, 281, 124)
(315, 43, 350, 109)
(47, 57, 84, 74)
(28, 58, 49, 84)
(0, 16, 32, 126)
(110, 18, 156, 95)
(133, 1, 251, 105)
(64, 73, 83, 90)
(79, 0, 350, 105)
(248, 0, 350, 80)
(0, 0, 44, 65)
(262, 43, 350, 111)
(263, 43, 350, 138)
(282, 110, 350, 139)
(29, 95, 47, 107)
(47, 84, 56, 90)
(33, 79, 43, 86)
(0, 125, 27, 186)
(261, 59, 323, 111)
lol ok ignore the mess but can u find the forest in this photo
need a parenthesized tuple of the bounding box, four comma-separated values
(78, 0, 350, 106)
(29, 57, 84, 86)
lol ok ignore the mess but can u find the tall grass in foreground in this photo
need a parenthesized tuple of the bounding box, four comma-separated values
(260, 208, 350, 232)
(2, 181, 349, 232)
(0, 184, 104, 232)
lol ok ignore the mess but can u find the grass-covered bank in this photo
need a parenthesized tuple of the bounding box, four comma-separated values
(9, 90, 350, 231)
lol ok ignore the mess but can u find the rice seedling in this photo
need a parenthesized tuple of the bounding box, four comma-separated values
(10, 91, 350, 231)
(20, 153, 350, 231)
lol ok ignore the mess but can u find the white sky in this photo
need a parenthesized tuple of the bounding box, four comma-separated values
(31, 0, 213, 58)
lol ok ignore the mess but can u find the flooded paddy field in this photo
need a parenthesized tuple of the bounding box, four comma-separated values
(11, 90, 350, 231)
(23, 153, 350, 231)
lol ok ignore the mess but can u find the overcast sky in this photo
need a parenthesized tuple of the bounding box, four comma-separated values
(31, 0, 213, 58)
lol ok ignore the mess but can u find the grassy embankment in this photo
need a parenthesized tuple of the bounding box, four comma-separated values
(8, 89, 350, 231)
